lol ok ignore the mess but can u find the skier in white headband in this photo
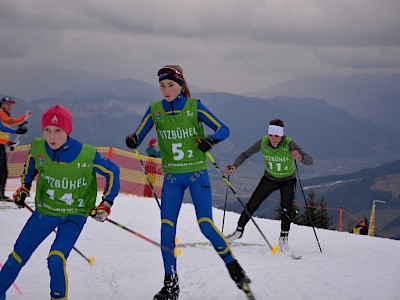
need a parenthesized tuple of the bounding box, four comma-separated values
(224, 118, 313, 251)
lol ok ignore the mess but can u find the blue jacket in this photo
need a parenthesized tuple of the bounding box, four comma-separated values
(146, 146, 161, 158)
(0, 118, 18, 146)
(132, 94, 230, 146)
(0, 120, 17, 134)
(21, 137, 120, 202)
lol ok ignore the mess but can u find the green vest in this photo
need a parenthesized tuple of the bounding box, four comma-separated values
(30, 138, 98, 217)
(150, 98, 208, 174)
(261, 136, 295, 178)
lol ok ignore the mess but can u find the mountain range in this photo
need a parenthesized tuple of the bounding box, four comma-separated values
(253, 73, 400, 132)
(7, 91, 400, 179)
(219, 159, 400, 240)
(2, 69, 400, 239)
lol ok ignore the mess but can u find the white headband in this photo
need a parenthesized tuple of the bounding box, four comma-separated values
(268, 125, 284, 136)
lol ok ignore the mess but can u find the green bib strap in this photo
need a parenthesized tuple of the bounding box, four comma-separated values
(30, 138, 98, 217)
(261, 136, 295, 178)
(151, 98, 208, 173)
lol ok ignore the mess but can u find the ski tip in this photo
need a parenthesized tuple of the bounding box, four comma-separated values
(271, 245, 279, 255)
(88, 256, 96, 266)
(174, 247, 182, 257)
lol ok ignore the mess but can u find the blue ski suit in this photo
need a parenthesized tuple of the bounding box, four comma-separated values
(0, 137, 120, 300)
(131, 94, 235, 275)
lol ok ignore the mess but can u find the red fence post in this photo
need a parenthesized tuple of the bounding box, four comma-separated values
(108, 146, 113, 160)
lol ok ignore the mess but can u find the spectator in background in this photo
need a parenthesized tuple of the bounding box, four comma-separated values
(146, 138, 161, 158)
(352, 218, 369, 235)
(0, 97, 29, 200)
(0, 97, 31, 127)
(144, 138, 162, 197)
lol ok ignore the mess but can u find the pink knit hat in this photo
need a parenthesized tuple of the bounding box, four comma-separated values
(148, 138, 157, 146)
(42, 105, 73, 135)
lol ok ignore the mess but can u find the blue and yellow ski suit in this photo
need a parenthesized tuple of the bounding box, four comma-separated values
(131, 94, 235, 275)
(0, 137, 120, 300)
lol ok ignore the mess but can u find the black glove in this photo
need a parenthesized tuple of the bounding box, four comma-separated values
(126, 134, 138, 149)
(16, 127, 27, 135)
(13, 185, 30, 209)
(198, 136, 218, 152)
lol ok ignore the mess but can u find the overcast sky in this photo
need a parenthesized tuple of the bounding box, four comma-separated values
(1, 0, 400, 94)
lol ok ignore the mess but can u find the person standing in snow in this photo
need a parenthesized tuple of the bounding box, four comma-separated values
(144, 137, 162, 197)
(125, 65, 252, 300)
(146, 137, 162, 158)
(352, 218, 369, 235)
(0, 105, 120, 300)
(0, 97, 30, 200)
(225, 118, 313, 252)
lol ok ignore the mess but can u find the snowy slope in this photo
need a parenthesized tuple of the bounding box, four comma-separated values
(1, 192, 399, 300)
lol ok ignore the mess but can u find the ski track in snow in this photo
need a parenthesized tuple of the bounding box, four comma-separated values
(0, 191, 399, 300)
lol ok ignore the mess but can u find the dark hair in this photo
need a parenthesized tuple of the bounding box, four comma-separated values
(161, 65, 191, 98)
(269, 118, 284, 127)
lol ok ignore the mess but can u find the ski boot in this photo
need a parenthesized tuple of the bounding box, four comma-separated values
(0, 190, 11, 202)
(226, 260, 255, 299)
(226, 226, 244, 242)
(279, 231, 289, 252)
(0, 196, 11, 202)
(153, 273, 180, 300)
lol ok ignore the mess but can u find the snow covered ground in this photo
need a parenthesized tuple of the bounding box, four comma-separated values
(1, 191, 399, 300)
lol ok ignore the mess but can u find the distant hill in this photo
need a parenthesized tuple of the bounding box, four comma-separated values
(3, 68, 399, 132)
(195, 93, 400, 178)
(216, 159, 400, 240)
(4, 77, 400, 240)
(8, 92, 399, 239)
(253, 73, 400, 132)
(306, 160, 400, 238)
(0, 67, 109, 100)
(0, 66, 208, 101)
(9, 92, 400, 177)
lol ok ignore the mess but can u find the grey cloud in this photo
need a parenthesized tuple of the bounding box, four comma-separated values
(314, 46, 400, 69)
(0, 0, 399, 94)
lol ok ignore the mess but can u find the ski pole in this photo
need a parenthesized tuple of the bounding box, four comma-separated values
(134, 149, 184, 246)
(134, 148, 161, 209)
(221, 175, 230, 233)
(202, 147, 278, 254)
(0, 262, 23, 295)
(105, 218, 181, 257)
(25, 204, 96, 265)
(7, 136, 20, 163)
(135, 147, 184, 245)
(295, 161, 323, 253)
